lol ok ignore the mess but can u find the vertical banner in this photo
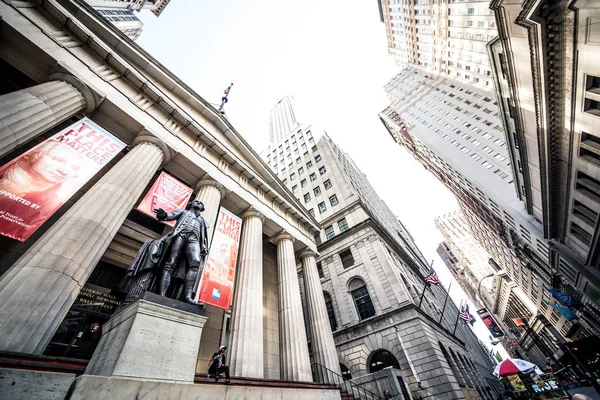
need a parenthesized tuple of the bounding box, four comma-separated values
(0, 118, 125, 242)
(195, 207, 242, 309)
(137, 172, 193, 226)
(477, 308, 505, 338)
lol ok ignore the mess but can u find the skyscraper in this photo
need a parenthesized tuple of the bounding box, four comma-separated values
(378, 0, 498, 90)
(264, 100, 501, 399)
(268, 96, 300, 145)
(84, 0, 171, 40)
(377, 0, 599, 361)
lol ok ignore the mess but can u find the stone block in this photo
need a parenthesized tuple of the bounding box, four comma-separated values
(0, 368, 76, 400)
(85, 295, 208, 383)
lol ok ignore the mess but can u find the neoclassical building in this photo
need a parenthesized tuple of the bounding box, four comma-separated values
(0, 0, 348, 397)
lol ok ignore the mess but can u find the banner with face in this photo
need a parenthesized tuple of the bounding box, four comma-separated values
(0, 118, 125, 241)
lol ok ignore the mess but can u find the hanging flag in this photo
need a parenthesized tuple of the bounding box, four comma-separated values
(460, 304, 473, 323)
(549, 303, 578, 321)
(547, 288, 579, 307)
(424, 265, 440, 285)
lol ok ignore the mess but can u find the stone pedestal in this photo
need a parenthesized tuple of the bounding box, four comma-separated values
(85, 292, 208, 382)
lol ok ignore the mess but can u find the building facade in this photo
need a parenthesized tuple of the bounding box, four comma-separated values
(488, 0, 600, 345)
(378, 0, 498, 90)
(435, 211, 497, 309)
(263, 115, 500, 399)
(84, 0, 171, 40)
(268, 96, 300, 145)
(0, 1, 354, 398)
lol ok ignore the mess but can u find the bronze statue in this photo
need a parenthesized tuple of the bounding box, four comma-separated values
(125, 199, 209, 305)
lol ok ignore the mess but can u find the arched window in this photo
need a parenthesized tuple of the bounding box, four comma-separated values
(323, 292, 337, 331)
(340, 363, 352, 380)
(348, 278, 376, 320)
(369, 350, 400, 373)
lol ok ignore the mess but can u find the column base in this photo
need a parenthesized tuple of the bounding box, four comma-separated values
(85, 292, 207, 383)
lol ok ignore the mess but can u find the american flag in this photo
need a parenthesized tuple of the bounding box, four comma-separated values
(424, 266, 440, 285)
(460, 304, 473, 323)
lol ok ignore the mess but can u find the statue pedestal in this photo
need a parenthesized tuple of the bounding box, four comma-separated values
(85, 292, 207, 383)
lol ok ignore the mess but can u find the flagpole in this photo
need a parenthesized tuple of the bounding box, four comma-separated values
(418, 260, 434, 308)
(453, 299, 463, 335)
(395, 327, 422, 389)
(438, 282, 451, 324)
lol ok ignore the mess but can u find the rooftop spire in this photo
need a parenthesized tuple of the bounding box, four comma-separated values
(218, 83, 233, 117)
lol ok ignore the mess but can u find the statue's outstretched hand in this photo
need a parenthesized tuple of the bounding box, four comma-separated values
(154, 208, 168, 220)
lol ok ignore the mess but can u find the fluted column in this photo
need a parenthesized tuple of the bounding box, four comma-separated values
(0, 133, 170, 354)
(300, 249, 341, 382)
(229, 209, 265, 378)
(194, 178, 227, 242)
(0, 76, 98, 158)
(274, 232, 312, 382)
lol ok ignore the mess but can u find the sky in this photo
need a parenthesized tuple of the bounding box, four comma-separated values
(138, 0, 505, 358)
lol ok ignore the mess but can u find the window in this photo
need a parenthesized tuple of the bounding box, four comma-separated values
(315, 154, 322, 162)
(329, 194, 339, 206)
(304, 193, 311, 203)
(311, 146, 318, 152)
(340, 249, 354, 268)
(325, 225, 335, 240)
(369, 350, 400, 373)
(319, 166, 327, 175)
(338, 218, 349, 232)
(282, 178, 287, 185)
(301, 179, 307, 188)
(292, 185, 298, 194)
(317, 262, 325, 280)
(298, 167, 304, 175)
(324, 179, 332, 190)
(324, 293, 337, 331)
(310, 173, 317, 182)
(308, 208, 315, 217)
(306, 161, 313, 169)
(314, 186, 322, 196)
(290, 172, 296, 181)
(318, 201, 327, 213)
(349, 279, 375, 320)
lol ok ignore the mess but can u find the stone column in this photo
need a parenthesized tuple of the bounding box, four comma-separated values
(194, 178, 227, 241)
(0, 133, 170, 354)
(300, 249, 341, 382)
(229, 209, 265, 378)
(0, 76, 98, 158)
(274, 232, 312, 382)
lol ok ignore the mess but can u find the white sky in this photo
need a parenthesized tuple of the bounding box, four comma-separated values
(138, 0, 506, 359)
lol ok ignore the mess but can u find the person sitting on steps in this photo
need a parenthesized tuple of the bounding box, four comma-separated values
(208, 345, 231, 385)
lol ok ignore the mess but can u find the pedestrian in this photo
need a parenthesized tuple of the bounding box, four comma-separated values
(208, 345, 231, 385)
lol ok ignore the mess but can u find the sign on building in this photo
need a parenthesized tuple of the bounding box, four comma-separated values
(0, 118, 125, 241)
(195, 207, 242, 310)
(137, 171, 193, 226)
(477, 307, 505, 338)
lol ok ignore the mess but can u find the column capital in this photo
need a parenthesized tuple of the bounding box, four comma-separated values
(49, 63, 105, 115)
(298, 249, 319, 260)
(272, 231, 295, 245)
(194, 178, 227, 199)
(242, 207, 265, 223)
(133, 130, 173, 164)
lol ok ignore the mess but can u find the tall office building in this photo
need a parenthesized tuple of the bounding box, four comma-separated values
(435, 212, 497, 309)
(268, 96, 300, 145)
(378, 0, 498, 90)
(487, 0, 600, 347)
(84, 0, 171, 40)
(264, 102, 501, 399)
(378, 0, 600, 357)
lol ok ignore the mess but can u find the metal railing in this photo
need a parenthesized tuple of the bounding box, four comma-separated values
(311, 362, 385, 400)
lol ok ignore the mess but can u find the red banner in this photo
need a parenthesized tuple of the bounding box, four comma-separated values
(0, 118, 125, 241)
(195, 207, 242, 309)
(137, 172, 193, 226)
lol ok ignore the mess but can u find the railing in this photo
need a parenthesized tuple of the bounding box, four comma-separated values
(311, 362, 385, 400)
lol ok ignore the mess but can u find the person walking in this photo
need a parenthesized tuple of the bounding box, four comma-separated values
(208, 345, 231, 385)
